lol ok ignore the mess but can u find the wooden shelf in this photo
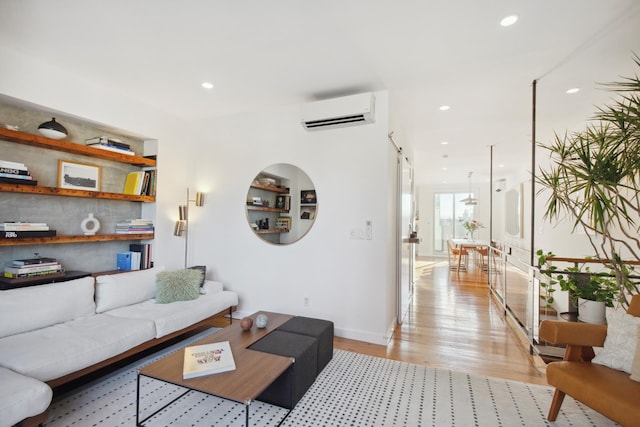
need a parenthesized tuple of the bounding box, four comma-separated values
(254, 229, 289, 234)
(250, 184, 289, 194)
(0, 233, 154, 247)
(0, 182, 154, 202)
(0, 127, 156, 167)
(246, 205, 289, 213)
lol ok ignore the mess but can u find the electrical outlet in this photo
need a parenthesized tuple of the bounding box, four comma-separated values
(366, 220, 372, 240)
(304, 297, 309, 307)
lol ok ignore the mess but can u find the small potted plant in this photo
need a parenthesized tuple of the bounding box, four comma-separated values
(537, 250, 619, 323)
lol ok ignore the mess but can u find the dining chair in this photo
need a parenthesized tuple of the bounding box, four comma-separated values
(447, 240, 468, 271)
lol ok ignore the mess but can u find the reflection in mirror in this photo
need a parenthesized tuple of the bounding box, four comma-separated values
(246, 163, 317, 245)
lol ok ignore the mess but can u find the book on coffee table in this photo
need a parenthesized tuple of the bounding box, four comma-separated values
(183, 341, 236, 379)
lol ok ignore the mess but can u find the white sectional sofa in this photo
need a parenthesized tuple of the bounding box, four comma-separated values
(0, 267, 238, 427)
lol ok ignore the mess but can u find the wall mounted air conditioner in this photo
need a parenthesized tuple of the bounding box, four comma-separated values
(301, 92, 375, 131)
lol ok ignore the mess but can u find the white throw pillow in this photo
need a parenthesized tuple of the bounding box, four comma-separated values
(95, 266, 165, 313)
(592, 308, 640, 374)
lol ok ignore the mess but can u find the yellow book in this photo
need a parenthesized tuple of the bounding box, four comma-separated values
(123, 171, 143, 195)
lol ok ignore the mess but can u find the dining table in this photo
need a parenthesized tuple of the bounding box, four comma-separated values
(451, 238, 490, 272)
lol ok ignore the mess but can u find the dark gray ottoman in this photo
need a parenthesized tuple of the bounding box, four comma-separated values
(278, 316, 334, 375)
(249, 330, 318, 409)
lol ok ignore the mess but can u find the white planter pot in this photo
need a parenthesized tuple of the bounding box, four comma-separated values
(577, 298, 607, 324)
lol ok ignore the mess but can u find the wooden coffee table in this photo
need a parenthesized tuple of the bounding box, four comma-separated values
(136, 311, 294, 426)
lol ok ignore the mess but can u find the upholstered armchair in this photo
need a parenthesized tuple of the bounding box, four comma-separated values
(539, 295, 640, 427)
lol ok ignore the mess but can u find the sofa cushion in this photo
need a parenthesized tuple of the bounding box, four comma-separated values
(0, 314, 156, 382)
(106, 289, 238, 338)
(0, 367, 52, 427)
(0, 276, 95, 338)
(188, 265, 207, 287)
(593, 309, 640, 374)
(156, 269, 202, 304)
(95, 266, 165, 313)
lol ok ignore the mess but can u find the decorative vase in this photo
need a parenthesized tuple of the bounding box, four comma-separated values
(256, 314, 268, 328)
(577, 298, 606, 324)
(469, 230, 475, 241)
(80, 213, 100, 235)
(240, 317, 253, 331)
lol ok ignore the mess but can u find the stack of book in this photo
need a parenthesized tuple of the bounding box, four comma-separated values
(123, 170, 157, 196)
(85, 136, 135, 156)
(0, 222, 56, 239)
(4, 257, 64, 281)
(0, 160, 37, 186)
(115, 219, 154, 234)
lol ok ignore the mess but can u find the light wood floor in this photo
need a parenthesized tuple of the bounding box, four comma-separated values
(333, 257, 549, 386)
(215, 257, 549, 386)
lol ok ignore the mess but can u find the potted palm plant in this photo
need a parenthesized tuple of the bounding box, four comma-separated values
(537, 55, 640, 309)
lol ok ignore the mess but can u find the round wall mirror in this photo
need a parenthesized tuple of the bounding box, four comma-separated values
(246, 163, 317, 245)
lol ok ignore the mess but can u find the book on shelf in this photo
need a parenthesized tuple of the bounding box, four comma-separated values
(0, 272, 65, 284)
(116, 219, 154, 234)
(129, 243, 152, 270)
(183, 341, 236, 379)
(123, 171, 145, 195)
(0, 222, 49, 231)
(0, 172, 32, 180)
(0, 167, 29, 176)
(4, 263, 63, 275)
(90, 143, 135, 156)
(85, 136, 131, 150)
(1, 230, 57, 239)
(0, 177, 38, 186)
(10, 257, 57, 266)
(4, 268, 64, 279)
(116, 251, 140, 271)
(0, 160, 27, 170)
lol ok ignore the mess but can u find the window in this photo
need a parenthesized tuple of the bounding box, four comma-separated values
(433, 192, 475, 253)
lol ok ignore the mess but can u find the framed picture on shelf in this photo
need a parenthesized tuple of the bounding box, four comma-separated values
(301, 190, 317, 204)
(58, 160, 101, 191)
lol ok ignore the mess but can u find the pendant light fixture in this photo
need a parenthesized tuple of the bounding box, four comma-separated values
(37, 117, 68, 139)
(461, 171, 479, 205)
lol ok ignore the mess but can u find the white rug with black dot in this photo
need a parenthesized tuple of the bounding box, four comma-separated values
(46, 329, 618, 427)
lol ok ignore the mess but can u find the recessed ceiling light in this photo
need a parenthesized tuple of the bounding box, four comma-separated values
(442, 181, 447, 184)
(201, 82, 214, 90)
(439, 105, 450, 111)
(566, 87, 580, 94)
(500, 15, 519, 27)
(499, 164, 505, 168)
(441, 141, 449, 145)
(442, 167, 447, 171)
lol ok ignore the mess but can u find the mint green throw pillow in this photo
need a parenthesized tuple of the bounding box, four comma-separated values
(156, 269, 203, 304)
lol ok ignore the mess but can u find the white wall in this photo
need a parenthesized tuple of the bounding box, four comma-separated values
(178, 91, 396, 344)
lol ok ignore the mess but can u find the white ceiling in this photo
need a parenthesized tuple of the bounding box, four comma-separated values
(1, 0, 639, 186)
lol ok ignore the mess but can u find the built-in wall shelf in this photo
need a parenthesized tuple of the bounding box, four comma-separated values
(246, 205, 289, 213)
(250, 183, 289, 194)
(0, 127, 156, 167)
(0, 233, 154, 247)
(255, 229, 289, 234)
(0, 182, 154, 202)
